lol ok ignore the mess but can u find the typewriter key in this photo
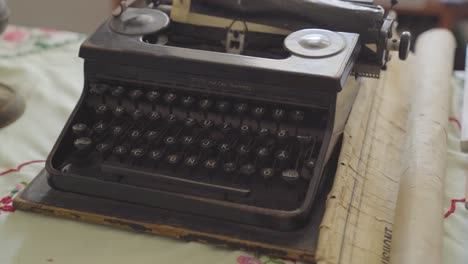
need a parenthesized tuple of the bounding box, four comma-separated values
(166, 153, 182, 165)
(111, 126, 124, 137)
(237, 145, 251, 157)
(129, 130, 142, 142)
(148, 111, 162, 122)
(217, 101, 231, 113)
(240, 164, 255, 177)
(95, 105, 108, 116)
(182, 96, 196, 112)
(164, 136, 177, 149)
(183, 117, 197, 128)
(273, 109, 286, 121)
(93, 121, 107, 134)
(182, 136, 195, 146)
(111, 86, 125, 98)
(131, 109, 144, 120)
(89, 83, 109, 95)
(145, 130, 160, 141)
(277, 129, 290, 145)
(113, 145, 129, 157)
(184, 156, 199, 167)
(146, 91, 161, 107)
(199, 99, 213, 118)
(166, 114, 177, 126)
(258, 128, 271, 138)
(281, 169, 300, 184)
(261, 168, 275, 180)
(235, 103, 248, 123)
(130, 148, 146, 160)
(256, 147, 271, 162)
(74, 137, 93, 152)
(204, 159, 218, 171)
(252, 106, 266, 121)
(164, 93, 177, 113)
(148, 149, 164, 162)
(305, 159, 316, 171)
(96, 142, 112, 155)
(201, 119, 214, 130)
(113, 106, 126, 118)
(223, 162, 237, 174)
(219, 122, 233, 134)
(129, 89, 143, 102)
(290, 110, 305, 123)
(200, 139, 215, 150)
(239, 124, 251, 137)
(275, 150, 290, 168)
(72, 123, 88, 136)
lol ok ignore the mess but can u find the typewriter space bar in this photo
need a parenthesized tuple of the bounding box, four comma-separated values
(101, 164, 251, 197)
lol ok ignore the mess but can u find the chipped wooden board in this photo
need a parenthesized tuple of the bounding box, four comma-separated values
(14, 168, 337, 263)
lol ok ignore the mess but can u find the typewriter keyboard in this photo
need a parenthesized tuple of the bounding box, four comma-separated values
(53, 81, 327, 212)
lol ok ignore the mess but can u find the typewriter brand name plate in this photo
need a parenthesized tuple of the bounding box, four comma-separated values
(284, 29, 346, 58)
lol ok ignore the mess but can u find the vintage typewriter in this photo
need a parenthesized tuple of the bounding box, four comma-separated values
(44, 0, 410, 234)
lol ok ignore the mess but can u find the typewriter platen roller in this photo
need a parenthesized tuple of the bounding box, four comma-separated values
(45, 0, 409, 232)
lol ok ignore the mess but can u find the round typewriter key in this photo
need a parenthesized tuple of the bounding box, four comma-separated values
(182, 96, 196, 109)
(252, 107, 266, 120)
(145, 130, 160, 141)
(148, 111, 162, 122)
(130, 148, 146, 159)
(146, 91, 160, 102)
(281, 170, 300, 184)
(164, 136, 177, 147)
(261, 168, 275, 179)
(240, 164, 255, 177)
(164, 93, 177, 105)
(113, 145, 128, 156)
(237, 145, 251, 157)
(219, 122, 233, 133)
(130, 130, 142, 141)
(184, 156, 199, 167)
(277, 129, 290, 144)
(72, 123, 88, 136)
(129, 89, 143, 101)
(90, 83, 109, 95)
(183, 117, 197, 128)
(200, 139, 215, 149)
(93, 121, 107, 134)
(275, 150, 290, 168)
(218, 143, 232, 154)
(216, 101, 231, 113)
(239, 124, 251, 137)
(305, 159, 316, 171)
(182, 136, 195, 146)
(273, 109, 286, 121)
(111, 126, 124, 137)
(113, 106, 126, 118)
(204, 159, 218, 170)
(256, 147, 271, 161)
(234, 103, 248, 116)
(131, 109, 144, 120)
(166, 114, 177, 125)
(198, 99, 213, 111)
(111, 86, 125, 97)
(290, 110, 305, 123)
(149, 149, 164, 161)
(96, 105, 108, 115)
(74, 137, 93, 151)
(258, 128, 271, 138)
(201, 119, 214, 130)
(166, 154, 182, 165)
(223, 162, 237, 174)
(96, 142, 112, 153)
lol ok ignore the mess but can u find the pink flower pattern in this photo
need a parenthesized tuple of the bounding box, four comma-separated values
(3, 29, 29, 43)
(0, 183, 26, 214)
(237, 256, 263, 264)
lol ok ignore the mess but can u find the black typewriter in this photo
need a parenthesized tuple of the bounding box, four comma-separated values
(45, 0, 410, 231)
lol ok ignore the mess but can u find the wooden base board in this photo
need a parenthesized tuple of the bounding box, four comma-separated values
(14, 170, 332, 263)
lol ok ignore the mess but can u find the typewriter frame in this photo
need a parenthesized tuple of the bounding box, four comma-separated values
(45, 19, 361, 231)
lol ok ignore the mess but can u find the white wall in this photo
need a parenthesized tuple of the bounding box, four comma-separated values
(8, 0, 112, 33)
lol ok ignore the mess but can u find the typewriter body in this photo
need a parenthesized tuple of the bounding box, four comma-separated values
(45, 0, 409, 232)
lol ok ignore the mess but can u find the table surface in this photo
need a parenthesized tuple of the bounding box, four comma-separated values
(0, 25, 466, 264)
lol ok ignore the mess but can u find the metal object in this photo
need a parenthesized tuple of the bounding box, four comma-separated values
(110, 7, 170, 35)
(225, 21, 247, 54)
(284, 29, 346, 58)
